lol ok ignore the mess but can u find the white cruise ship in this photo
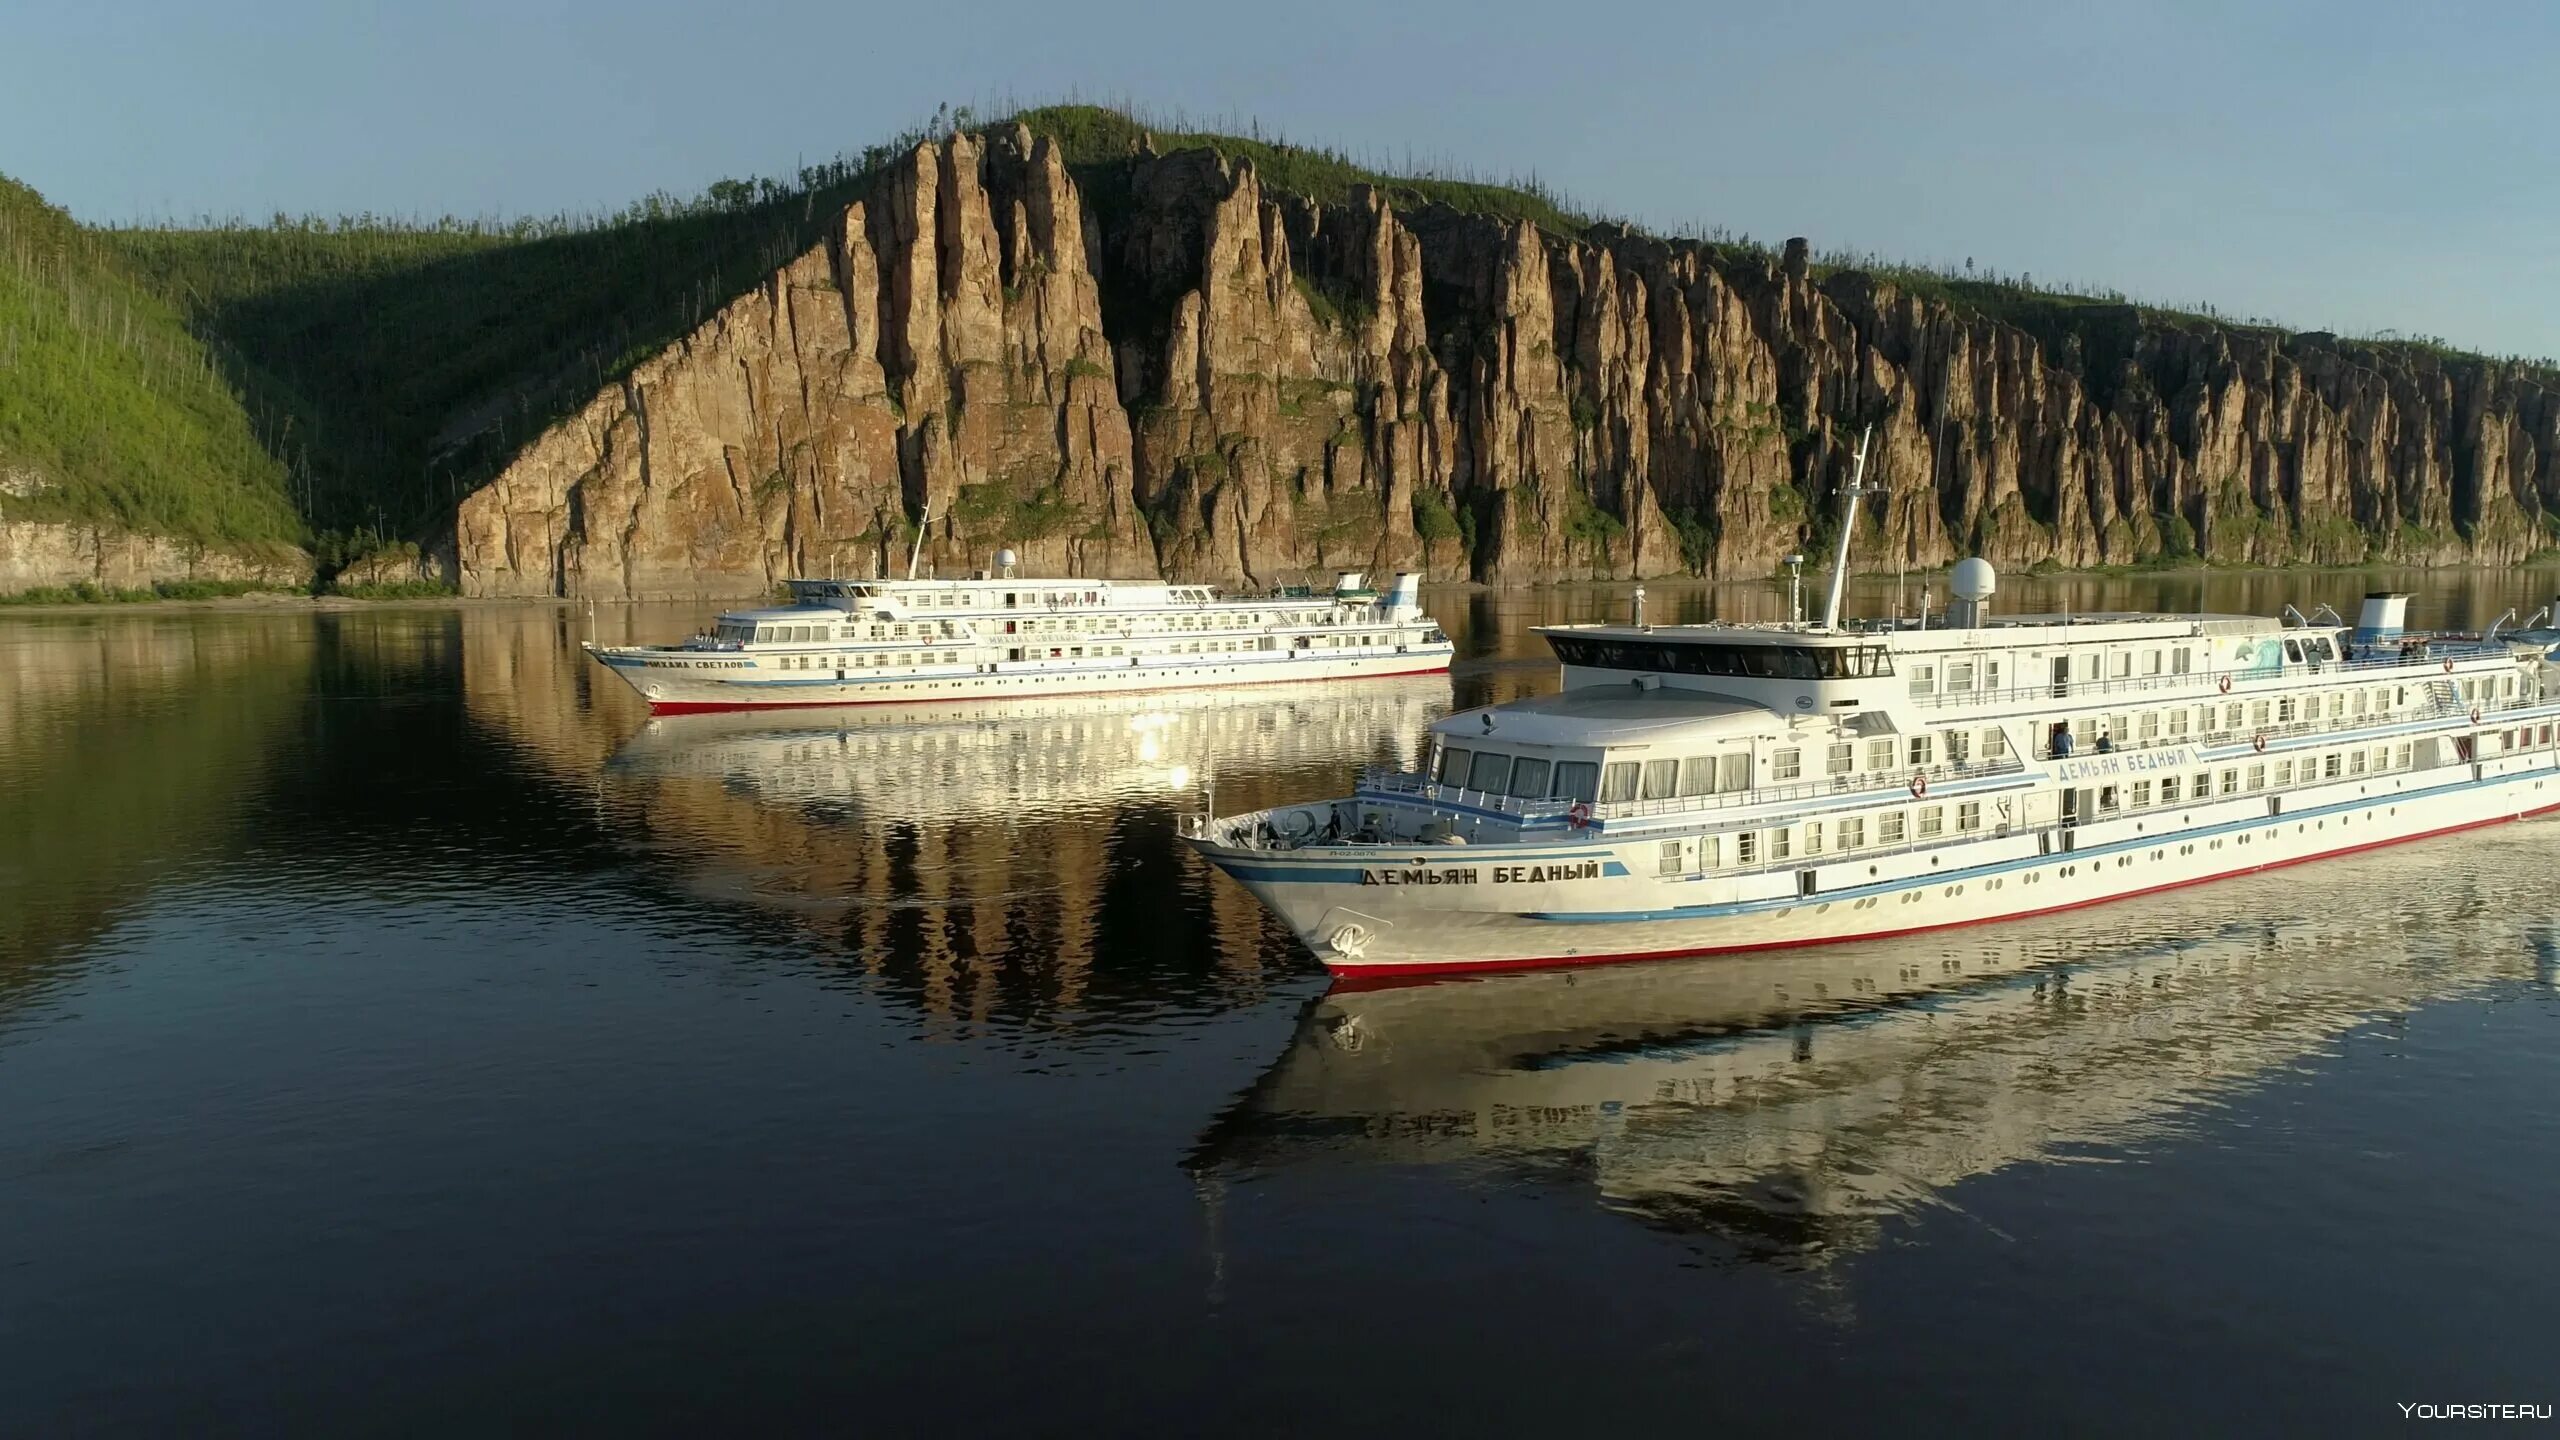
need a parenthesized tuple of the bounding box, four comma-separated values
(1185, 550, 2560, 978)
(584, 554, 1451, 713)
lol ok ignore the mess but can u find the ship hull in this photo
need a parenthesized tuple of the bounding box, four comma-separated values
(592, 645, 1453, 713)
(1189, 752, 2560, 979)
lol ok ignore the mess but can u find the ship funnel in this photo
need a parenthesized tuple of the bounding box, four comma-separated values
(1386, 572, 1421, 613)
(1947, 557, 1997, 629)
(1335, 571, 1367, 593)
(2352, 592, 2409, 653)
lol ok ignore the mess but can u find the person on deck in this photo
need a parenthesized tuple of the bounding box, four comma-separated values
(2049, 723, 2074, 758)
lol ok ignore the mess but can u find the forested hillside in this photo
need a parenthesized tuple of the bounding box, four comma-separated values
(0, 178, 303, 549)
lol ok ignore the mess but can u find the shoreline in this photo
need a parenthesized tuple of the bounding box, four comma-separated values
(4, 560, 2555, 618)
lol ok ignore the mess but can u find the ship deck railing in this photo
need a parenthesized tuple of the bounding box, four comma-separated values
(1351, 755, 2032, 826)
(2033, 683, 2549, 760)
(1910, 633, 2517, 714)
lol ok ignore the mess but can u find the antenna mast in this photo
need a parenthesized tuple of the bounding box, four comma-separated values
(1820, 425, 1874, 631)
(906, 502, 932, 581)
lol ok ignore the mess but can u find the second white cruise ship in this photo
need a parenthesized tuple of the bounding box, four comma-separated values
(586, 552, 1451, 713)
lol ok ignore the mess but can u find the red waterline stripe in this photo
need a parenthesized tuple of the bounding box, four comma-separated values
(1327, 797, 2560, 987)
(643, 662, 1453, 715)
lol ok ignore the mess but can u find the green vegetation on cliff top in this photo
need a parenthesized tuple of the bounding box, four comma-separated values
(4, 103, 2552, 571)
(0, 177, 303, 546)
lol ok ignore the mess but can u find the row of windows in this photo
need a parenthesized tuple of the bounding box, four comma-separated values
(2047, 676, 2522, 751)
(1548, 639, 1893, 679)
(1656, 800, 1990, 875)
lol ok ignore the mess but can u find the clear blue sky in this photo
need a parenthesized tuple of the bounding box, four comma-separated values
(6, 0, 2554, 358)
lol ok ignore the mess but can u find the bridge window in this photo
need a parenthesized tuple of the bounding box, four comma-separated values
(1436, 747, 1471, 786)
(1551, 762, 1600, 803)
(1641, 759, 1679, 800)
(1467, 752, 1513, 794)
(1600, 763, 1641, 804)
(1507, 758, 1552, 798)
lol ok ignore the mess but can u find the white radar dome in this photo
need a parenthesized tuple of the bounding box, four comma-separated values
(995, 548, 1019, 569)
(1950, 557, 1998, 602)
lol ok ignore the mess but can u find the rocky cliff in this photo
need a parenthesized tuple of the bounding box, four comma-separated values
(454, 123, 2560, 598)
(0, 519, 310, 594)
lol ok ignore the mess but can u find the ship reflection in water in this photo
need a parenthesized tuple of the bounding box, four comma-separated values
(608, 678, 1446, 825)
(596, 678, 1449, 1011)
(1196, 823, 2560, 1267)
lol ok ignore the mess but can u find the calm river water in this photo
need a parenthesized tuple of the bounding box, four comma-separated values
(4, 571, 2558, 1435)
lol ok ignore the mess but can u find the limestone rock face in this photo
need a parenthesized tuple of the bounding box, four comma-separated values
(0, 521, 309, 593)
(455, 134, 2560, 599)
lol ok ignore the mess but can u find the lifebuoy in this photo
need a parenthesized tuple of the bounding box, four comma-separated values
(2217, 674, 2232, 694)
(2471, 706, 2483, 725)
(2444, 658, 2455, 674)
(1566, 800, 1593, 830)
(2250, 733, 2266, 753)
(1909, 772, 1929, 799)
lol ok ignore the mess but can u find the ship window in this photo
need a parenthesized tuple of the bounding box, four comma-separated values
(2251, 700, 2271, 727)
(1802, 823, 1824, 857)
(1508, 758, 1552, 798)
(2139, 711, 2161, 740)
(1879, 812, 1906, 844)
(1600, 763, 1641, 804)
(1867, 738, 1895, 771)
(2397, 741, 2414, 767)
(1642, 759, 1679, 800)
(2247, 763, 2267, 790)
(1720, 754, 1750, 792)
(1678, 756, 1719, 796)
(2169, 708, 2191, 737)
(2323, 754, 2342, 779)
(1468, 752, 1514, 794)
(1550, 762, 1599, 803)
(1701, 837, 1722, 869)
(2132, 780, 2152, 807)
(2220, 769, 2241, 796)
(2284, 639, 2303, 663)
(1660, 841, 1686, 877)
(1771, 749, 1802, 781)
(2173, 647, 2193, 675)
(1908, 735, 1934, 767)
(1768, 828, 1793, 860)
(2192, 771, 2212, 798)
(1736, 832, 1758, 865)
(1982, 728, 2008, 758)
(1436, 747, 1472, 786)
(1826, 743, 1854, 776)
(1945, 731, 1971, 765)
(1837, 816, 1866, 850)
(2349, 750, 2367, 775)
(1916, 806, 1944, 838)
(1984, 660, 2000, 690)
(2144, 650, 2163, 676)
(1946, 662, 1974, 691)
(1910, 664, 1937, 697)
(2160, 776, 2181, 803)
(1957, 801, 1981, 832)
(2274, 760, 2294, 786)
(2111, 652, 2131, 678)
